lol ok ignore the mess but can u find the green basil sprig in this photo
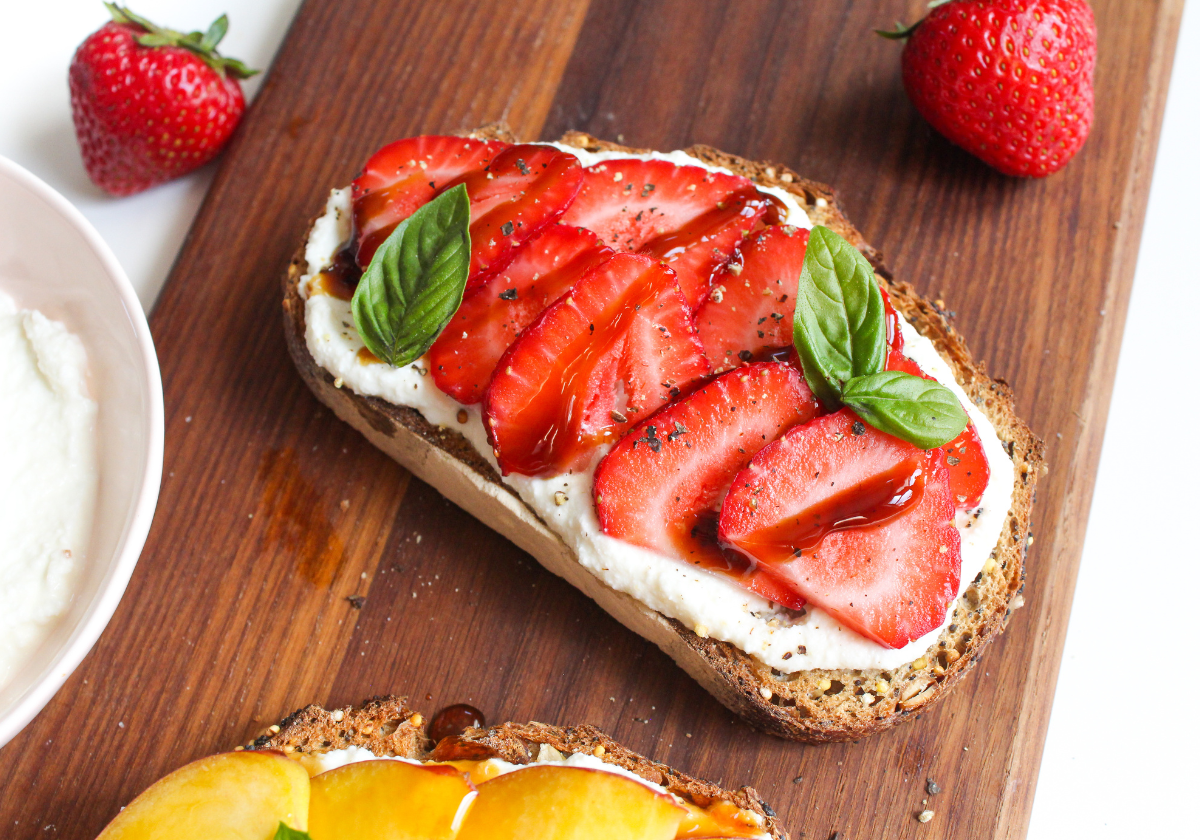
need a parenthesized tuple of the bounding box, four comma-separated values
(351, 184, 471, 367)
(842, 371, 968, 450)
(792, 225, 967, 449)
(273, 823, 313, 840)
(792, 225, 887, 407)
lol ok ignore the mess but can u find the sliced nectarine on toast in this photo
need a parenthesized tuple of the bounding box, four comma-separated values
(308, 759, 476, 840)
(96, 750, 309, 839)
(456, 764, 685, 840)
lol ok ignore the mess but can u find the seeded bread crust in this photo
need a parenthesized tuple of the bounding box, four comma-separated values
(281, 126, 1043, 742)
(248, 696, 787, 840)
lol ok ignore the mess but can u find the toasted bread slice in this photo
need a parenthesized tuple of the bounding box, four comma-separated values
(248, 695, 787, 839)
(282, 127, 1043, 742)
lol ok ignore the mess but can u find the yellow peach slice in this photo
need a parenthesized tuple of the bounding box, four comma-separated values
(676, 798, 770, 838)
(96, 750, 310, 840)
(308, 759, 477, 840)
(455, 764, 685, 840)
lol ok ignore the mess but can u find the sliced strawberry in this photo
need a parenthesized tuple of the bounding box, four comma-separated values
(719, 409, 960, 648)
(353, 140, 583, 284)
(695, 225, 810, 372)
(887, 348, 989, 508)
(483, 253, 709, 476)
(881, 287, 904, 352)
(429, 226, 614, 404)
(594, 363, 820, 609)
(560, 159, 766, 307)
(449, 144, 584, 284)
(352, 135, 506, 266)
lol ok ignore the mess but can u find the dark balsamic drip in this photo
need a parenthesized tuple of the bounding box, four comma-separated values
(428, 703, 486, 744)
(310, 244, 362, 301)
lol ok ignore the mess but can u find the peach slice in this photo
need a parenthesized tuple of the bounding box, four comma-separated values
(97, 750, 310, 839)
(308, 759, 477, 840)
(676, 799, 769, 838)
(455, 764, 685, 840)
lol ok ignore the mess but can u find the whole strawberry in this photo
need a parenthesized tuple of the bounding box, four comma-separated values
(880, 0, 1097, 177)
(69, 4, 257, 196)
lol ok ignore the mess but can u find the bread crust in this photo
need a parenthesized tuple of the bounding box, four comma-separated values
(281, 127, 1044, 742)
(248, 696, 788, 840)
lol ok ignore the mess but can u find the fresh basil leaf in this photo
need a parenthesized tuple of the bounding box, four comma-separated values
(792, 225, 886, 407)
(273, 823, 312, 840)
(841, 371, 968, 449)
(352, 184, 471, 367)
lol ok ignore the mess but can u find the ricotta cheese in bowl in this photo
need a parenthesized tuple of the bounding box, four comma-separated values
(0, 156, 163, 749)
(0, 292, 97, 689)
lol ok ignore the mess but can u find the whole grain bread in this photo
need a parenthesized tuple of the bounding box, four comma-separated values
(281, 127, 1044, 742)
(248, 695, 787, 840)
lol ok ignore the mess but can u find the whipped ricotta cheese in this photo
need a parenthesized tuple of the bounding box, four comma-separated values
(0, 291, 97, 688)
(301, 146, 1015, 672)
(297, 742, 659, 790)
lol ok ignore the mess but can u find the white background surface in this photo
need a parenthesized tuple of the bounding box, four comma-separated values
(0, 1, 1193, 835)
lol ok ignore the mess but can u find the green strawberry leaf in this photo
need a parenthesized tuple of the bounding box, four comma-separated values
(351, 184, 472, 368)
(200, 14, 229, 52)
(107, 4, 258, 79)
(273, 822, 312, 840)
(841, 371, 968, 449)
(792, 225, 886, 407)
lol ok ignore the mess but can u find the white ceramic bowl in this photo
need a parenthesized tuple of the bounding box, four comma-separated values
(0, 156, 163, 749)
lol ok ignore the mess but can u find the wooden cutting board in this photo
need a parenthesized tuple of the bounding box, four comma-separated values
(0, 1, 1181, 837)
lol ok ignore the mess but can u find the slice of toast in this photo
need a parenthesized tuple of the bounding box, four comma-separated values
(282, 127, 1044, 742)
(248, 695, 787, 839)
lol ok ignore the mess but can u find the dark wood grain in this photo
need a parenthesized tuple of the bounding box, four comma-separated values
(0, 1, 1181, 838)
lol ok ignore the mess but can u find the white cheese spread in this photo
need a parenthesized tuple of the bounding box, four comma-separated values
(0, 291, 97, 688)
(300, 146, 1015, 672)
(297, 742, 657, 790)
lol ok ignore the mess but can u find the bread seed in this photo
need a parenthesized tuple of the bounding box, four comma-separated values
(918, 810, 934, 823)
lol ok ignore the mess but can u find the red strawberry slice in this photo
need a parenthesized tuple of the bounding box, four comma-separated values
(886, 349, 989, 508)
(719, 409, 960, 648)
(696, 225, 810, 372)
(353, 140, 584, 284)
(430, 225, 614, 404)
(483, 253, 709, 476)
(594, 363, 820, 609)
(560, 159, 766, 307)
(352, 135, 506, 266)
(450, 144, 585, 284)
(881, 287, 904, 352)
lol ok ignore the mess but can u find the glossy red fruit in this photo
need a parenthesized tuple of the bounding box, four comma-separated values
(893, 0, 1097, 177)
(594, 363, 820, 609)
(695, 226, 809, 371)
(886, 349, 989, 508)
(483, 254, 709, 476)
(560, 159, 765, 307)
(720, 409, 961, 648)
(430, 225, 614, 404)
(69, 6, 255, 196)
(450, 144, 585, 284)
(353, 141, 583, 283)
(881, 287, 904, 353)
(352, 136, 506, 265)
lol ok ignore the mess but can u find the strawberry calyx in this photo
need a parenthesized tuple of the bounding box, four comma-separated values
(873, 0, 954, 40)
(104, 3, 258, 80)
